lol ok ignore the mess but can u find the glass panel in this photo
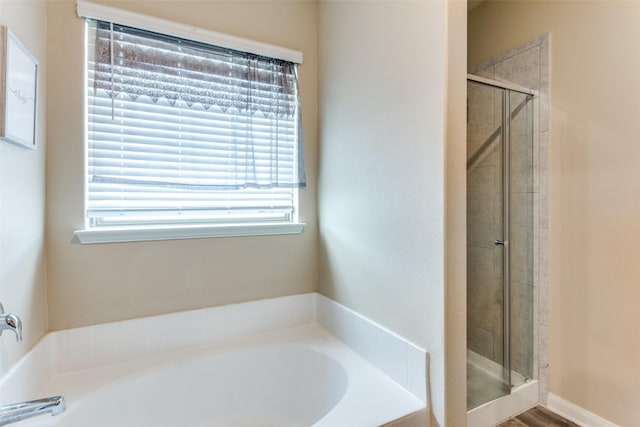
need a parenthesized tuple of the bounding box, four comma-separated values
(466, 80, 510, 409)
(509, 91, 535, 386)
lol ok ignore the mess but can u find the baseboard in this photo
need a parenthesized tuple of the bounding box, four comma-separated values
(547, 393, 619, 427)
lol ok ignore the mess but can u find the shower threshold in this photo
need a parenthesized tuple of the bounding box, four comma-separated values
(467, 350, 529, 409)
(469, 350, 528, 389)
(467, 350, 538, 427)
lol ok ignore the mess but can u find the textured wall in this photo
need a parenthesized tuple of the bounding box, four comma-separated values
(317, 1, 466, 424)
(0, 0, 48, 377)
(444, 0, 468, 423)
(45, 0, 318, 329)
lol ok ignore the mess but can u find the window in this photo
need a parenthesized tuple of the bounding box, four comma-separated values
(76, 5, 305, 243)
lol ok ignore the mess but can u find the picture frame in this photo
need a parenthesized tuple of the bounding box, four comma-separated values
(0, 26, 38, 150)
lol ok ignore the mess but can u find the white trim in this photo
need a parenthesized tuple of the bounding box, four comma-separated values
(76, 0, 303, 64)
(547, 393, 620, 427)
(74, 222, 305, 244)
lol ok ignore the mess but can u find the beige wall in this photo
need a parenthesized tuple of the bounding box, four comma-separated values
(318, 1, 467, 424)
(470, 2, 640, 425)
(444, 0, 468, 424)
(45, 0, 318, 329)
(0, 1, 48, 376)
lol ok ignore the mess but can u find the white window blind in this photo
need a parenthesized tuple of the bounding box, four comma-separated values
(85, 19, 305, 229)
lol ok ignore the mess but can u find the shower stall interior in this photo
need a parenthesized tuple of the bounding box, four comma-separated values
(467, 74, 535, 410)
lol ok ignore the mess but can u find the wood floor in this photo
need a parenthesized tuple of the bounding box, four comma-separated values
(497, 406, 580, 427)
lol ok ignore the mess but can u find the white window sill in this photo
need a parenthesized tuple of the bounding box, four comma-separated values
(74, 222, 305, 244)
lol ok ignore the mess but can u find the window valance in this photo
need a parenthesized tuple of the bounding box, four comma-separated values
(92, 21, 299, 117)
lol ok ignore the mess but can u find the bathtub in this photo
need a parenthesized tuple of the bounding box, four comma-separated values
(1, 294, 428, 427)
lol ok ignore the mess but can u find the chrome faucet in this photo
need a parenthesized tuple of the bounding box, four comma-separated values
(0, 303, 22, 343)
(0, 304, 67, 425)
(0, 396, 66, 426)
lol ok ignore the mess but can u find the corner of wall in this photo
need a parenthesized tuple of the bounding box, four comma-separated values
(0, 0, 49, 377)
(444, 0, 468, 424)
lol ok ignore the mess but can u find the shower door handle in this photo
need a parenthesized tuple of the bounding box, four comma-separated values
(494, 240, 506, 246)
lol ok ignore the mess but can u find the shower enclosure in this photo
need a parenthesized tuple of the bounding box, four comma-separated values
(467, 74, 535, 410)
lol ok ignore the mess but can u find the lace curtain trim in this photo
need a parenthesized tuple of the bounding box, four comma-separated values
(93, 21, 298, 117)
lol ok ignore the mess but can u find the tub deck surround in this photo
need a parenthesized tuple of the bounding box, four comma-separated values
(0, 293, 428, 427)
(316, 295, 428, 403)
(11, 327, 423, 427)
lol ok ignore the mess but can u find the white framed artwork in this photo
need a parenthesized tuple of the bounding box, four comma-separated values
(0, 26, 38, 150)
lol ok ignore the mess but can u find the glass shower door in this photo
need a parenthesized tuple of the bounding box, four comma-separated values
(467, 80, 510, 409)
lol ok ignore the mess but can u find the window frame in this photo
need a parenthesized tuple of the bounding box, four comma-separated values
(74, 1, 305, 244)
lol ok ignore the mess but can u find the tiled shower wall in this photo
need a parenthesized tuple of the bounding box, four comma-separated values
(468, 34, 550, 403)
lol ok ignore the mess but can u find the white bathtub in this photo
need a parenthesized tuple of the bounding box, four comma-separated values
(2, 294, 428, 427)
(61, 345, 347, 427)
